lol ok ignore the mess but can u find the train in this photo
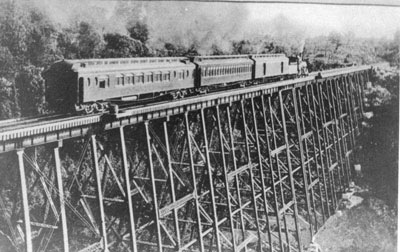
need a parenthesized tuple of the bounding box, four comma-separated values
(43, 54, 309, 114)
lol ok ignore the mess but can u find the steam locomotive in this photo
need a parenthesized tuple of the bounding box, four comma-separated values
(43, 54, 308, 114)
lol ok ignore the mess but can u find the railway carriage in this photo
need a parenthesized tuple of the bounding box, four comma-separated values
(250, 54, 290, 79)
(44, 57, 196, 113)
(192, 55, 254, 87)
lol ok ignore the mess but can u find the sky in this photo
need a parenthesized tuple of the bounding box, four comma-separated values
(32, 0, 400, 41)
(248, 3, 400, 39)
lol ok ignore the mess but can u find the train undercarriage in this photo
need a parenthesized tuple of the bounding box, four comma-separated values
(76, 73, 305, 115)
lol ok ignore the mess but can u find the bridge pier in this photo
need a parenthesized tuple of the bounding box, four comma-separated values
(1, 69, 369, 251)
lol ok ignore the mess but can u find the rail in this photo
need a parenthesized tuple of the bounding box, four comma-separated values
(0, 65, 370, 153)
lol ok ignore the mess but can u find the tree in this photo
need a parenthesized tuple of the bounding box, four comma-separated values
(0, 47, 16, 80)
(0, 1, 29, 63)
(25, 9, 58, 66)
(15, 65, 46, 116)
(128, 22, 149, 44)
(102, 33, 147, 58)
(0, 78, 19, 119)
(328, 31, 343, 53)
(161, 43, 189, 57)
(56, 29, 80, 59)
(76, 22, 104, 59)
(232, 40, 254, 55)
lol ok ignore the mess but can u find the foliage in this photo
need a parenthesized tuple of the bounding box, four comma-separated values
(102, 33, 147, 58)
(0, 78, 19, 119)
(15, 65, 46, 116)
(128, 21, 149, 44)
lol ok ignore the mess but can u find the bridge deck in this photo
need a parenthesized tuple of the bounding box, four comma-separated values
(0, 66, 369, 153)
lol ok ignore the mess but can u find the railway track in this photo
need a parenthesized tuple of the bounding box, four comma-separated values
(0, 65, 370, 145)
(0, 113, 69, 132)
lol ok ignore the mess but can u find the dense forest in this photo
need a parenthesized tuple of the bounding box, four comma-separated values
(0, 0, 398, 120)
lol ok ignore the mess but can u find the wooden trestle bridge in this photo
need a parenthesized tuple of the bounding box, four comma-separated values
(0, 66, 370, 252)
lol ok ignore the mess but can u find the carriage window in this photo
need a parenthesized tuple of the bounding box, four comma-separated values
(174, 71, 177, 78)
(95, 77, 98, 86)
(264, 63, 267, 75)
(117, 76, 124, 85)
(281, 62, 284, 73)
(136, 75, 144, 83)
(87, 78, 91, 86)
(99, 80, 106, 88)
(187, 70, 189, 77)
(164, 73, 170, 81)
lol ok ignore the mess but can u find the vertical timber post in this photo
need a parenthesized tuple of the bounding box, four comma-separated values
(225, 104, 247, 244)
(200, 108, 222, 252)
(54, 141, 69, 251)
(215, 105, 236, 251)
(184, 112, 205, 252)
(292, 87, 313, 237)
(317, 81, 338, 210)
(240, 99, 262, 250)
(119, 126, 138, 252)
(163, 119, 181, 250)
(250, 97, 273, 250)
(17, 149, 33, 252)
(90, 135, 108, 250)
(278, 90, 302, 252)
(144, 121, 163, 252)
(262, 95, 284, 252)
(306, 84, 328, 222)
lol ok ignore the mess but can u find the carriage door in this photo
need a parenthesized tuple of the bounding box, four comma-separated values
(78, 77, 84, 104)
